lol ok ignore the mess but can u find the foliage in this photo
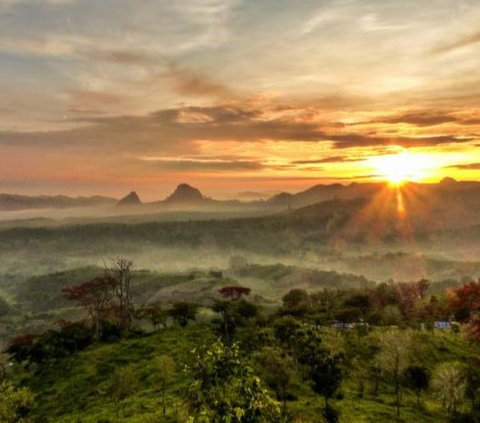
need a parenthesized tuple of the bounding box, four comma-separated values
(310, 352, 344, 407)
(432, 362, 466, 417)
(404, 365, 430, 405)
(169, 302, 198, 327)
(448, 281, 480, 342)
(62, 275, 118, 339)
(0, 381, 34, 423)
(110, 365, 138, 417)
(185, 340, 281, 422)
(253, 347, 298, 415)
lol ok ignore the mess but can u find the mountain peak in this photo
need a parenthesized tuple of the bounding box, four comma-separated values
(440, 177, 457, 185)
(165, 184, 204, 203)
(118, 191, 142, 206)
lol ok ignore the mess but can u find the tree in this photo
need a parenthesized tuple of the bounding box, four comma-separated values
(62, 275, 118, 339)
(404, 365, 430, 405)
(212, 289, 258, 344)
(138, 303, 168, 331)
(432, 362, 466, 417)
(254, 347, 298, 416)
(282, 289, 310, 315)
(465, 356, 480, 412)
(377, 331, 412, 420)
(107, 257, 134, 333)
(169, 302, 198, 327)
(156, 355, 176, 416)
(448, 281, 480, 342)
(311, 352, 343, 408)
(0, 381, 34, 423)
(218, 286, 251, 300)
(185, 340, 281, 422)
(110, 365, 137, 418)
(323, 404, 339, 423)
(273, 316, 302, 350)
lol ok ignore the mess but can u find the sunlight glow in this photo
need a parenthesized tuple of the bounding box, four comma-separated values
(369, 151, 437, 185)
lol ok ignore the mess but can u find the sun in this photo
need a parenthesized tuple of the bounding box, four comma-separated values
(368, 151, 435, 185)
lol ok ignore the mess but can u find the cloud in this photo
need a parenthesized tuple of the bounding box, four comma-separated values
(331, 134, 473, 149)
(140, 157, 264, 171)
(447, 162, 480, 170)
(81, 48, 156, 65)
(367, 111, 458, 127)
(1, 103, 474, 156)
(292, 156, 359, 164)
(432, 31, 480, 55)
(164, 62, 238, 99)
(351, 110, 480, 128)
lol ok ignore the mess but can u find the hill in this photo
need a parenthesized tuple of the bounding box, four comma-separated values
(118, 192, 142, 207)
(9, 324, 480, 422)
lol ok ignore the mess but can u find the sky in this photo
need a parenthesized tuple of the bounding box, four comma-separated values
(0, 0, 479, 200)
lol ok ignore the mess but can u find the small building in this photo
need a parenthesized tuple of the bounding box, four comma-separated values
(434, 321, 451, 329)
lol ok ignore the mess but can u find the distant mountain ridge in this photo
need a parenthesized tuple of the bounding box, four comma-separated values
(0, 193, 116, 211)
(3, 179, 480, 214)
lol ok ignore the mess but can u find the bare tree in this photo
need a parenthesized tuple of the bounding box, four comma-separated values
(106, 257, 133, 333)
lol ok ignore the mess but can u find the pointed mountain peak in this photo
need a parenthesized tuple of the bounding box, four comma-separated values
(440, 177, 457, 185)
(118, 191, 142, 206)
(165, 183, 204, 203)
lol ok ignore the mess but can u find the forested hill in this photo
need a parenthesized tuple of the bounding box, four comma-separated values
(1, 193, 479, 258)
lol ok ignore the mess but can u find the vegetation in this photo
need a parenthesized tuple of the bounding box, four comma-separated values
(2, 257, 480, 422)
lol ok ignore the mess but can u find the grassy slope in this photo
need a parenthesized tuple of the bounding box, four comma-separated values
(12, 325, 480, 423)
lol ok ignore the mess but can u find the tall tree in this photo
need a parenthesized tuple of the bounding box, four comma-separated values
(107, 258, 133, 332)
(311, 353, 343, 408)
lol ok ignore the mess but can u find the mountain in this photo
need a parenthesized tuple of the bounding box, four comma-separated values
(117, 191, 142, 206)
(267, 182, 383, 208)
(163, 183, 205, 204)
(0, 193, 116, 211)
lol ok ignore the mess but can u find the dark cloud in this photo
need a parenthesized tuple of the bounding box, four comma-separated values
(0, 104, 474, 159)
(292, 155, 359, 164)
(144, 159, 264, 171)
(331, 134, 473, 149)
(377, 112, 457, 127)
(432, 31, 480, 55)
(352, 111, 480, 127)
(447, 163, 480, 170)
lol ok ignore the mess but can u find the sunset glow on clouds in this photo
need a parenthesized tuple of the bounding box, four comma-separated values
(0, 0, 479, 199)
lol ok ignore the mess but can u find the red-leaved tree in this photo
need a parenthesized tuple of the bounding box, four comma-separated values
(447, 280, 480, 342)
(62, 275, 118, 339)
(218, 286, 251, 300)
